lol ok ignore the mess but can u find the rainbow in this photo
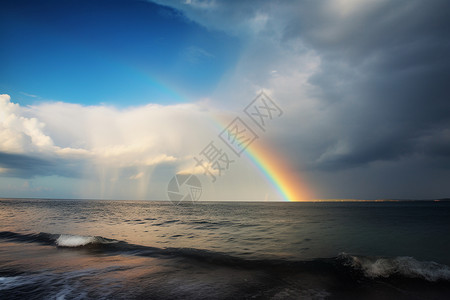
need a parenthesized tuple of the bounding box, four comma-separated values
(243, 140, 311, 201)
(211, 115, 312, 202)
(115, 60, 311, 201)
(125, 63, 187, 103)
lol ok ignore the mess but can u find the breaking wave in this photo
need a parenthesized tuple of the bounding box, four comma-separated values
(1, 231, 450, 283)
(340, 253, 450, 281)
(56, 235, 103, 247)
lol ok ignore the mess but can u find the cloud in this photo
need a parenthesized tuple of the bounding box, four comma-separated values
(148, 0, 450, 198)
(0, 94, 54, 153)
(0, 94, 217, 185)
(20, 92, 40, 99)
(2, 93, 295, 200)
(184, 46, 215, 63)
(153, 0, 450, 162)
(129, 171, 145, 180)
(2, 0, 450, 199)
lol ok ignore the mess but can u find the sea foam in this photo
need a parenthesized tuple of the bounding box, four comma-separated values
(342, 253, 450, 281)
(56, 234, 96, 247)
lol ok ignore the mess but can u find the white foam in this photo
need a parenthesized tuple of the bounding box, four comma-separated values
(56, 234, 96, 247)
(344, 254, 450, 281)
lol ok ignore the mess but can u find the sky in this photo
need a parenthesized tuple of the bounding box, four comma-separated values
(1, 0, 449, 201)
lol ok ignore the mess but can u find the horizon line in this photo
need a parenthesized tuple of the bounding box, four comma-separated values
(1, 197, 449, 202)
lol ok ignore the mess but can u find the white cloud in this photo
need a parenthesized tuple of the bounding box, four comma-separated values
(0, 94, 54, 153)
(325, 0, 388, 18)
(129, 171, 145, 180)
(30, 100, 217, 165)
(248, 12, 269, 33)
(2, 93, 302, 200)
(0, 94, 225, 198)
(184, 0, 216, 10)
(184, 46, 214, 63)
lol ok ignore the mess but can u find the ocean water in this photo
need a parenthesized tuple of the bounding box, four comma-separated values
(0, 199, 449, 299)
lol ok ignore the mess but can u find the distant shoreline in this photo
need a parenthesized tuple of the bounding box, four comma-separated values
(1, 197, 449, 203)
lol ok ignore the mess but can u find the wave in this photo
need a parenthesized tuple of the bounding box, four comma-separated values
(55, 234, 117, 247)
(0, 231, 118, 248)
(1, 231, 450, 283)
(339, 253, 450, 282)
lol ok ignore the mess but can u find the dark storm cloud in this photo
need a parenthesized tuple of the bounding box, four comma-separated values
(0, 152, 84, 178)
(281, 0, 450, 170)
(154, 0, 450, 172)
(284, 1, 450, 57)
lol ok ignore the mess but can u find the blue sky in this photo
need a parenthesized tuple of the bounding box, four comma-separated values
(1, 0, 450, 200)
(1, 0, 240, 106)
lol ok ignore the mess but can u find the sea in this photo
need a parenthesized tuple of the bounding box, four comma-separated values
(0, 198, 449, 299)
